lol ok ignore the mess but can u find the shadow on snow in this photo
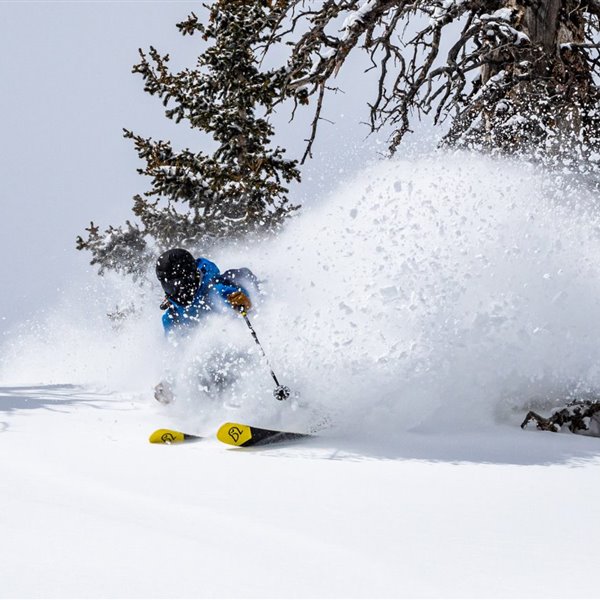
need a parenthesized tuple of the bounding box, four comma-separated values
(237, 422, 600, 467)
(2, 385, 599, 468)
(0, 384, 118, 414)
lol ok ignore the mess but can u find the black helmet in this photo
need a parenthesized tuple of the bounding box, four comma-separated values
(156, 248, 200, 306)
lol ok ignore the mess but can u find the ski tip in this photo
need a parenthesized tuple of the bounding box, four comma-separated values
(217, 422, 253, 447)
(149, 428, 199, 444)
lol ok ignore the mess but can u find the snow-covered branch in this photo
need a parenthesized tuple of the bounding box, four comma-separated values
(273, 0, 600, 168)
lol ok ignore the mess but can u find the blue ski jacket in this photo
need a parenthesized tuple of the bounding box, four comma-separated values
(161, 257, 249, 335)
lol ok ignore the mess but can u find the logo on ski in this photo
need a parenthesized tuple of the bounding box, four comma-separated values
(228, 426, 244, 442)
(149, 429, 202, 444)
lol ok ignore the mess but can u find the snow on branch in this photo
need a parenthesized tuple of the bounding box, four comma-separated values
(272, 0, 600, 162)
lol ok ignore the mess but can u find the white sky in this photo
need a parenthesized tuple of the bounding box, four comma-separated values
(0, 1, 433, 336)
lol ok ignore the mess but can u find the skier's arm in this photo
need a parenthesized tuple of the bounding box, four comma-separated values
(162, 311, 176, 334)
(162, 305, 183, 334)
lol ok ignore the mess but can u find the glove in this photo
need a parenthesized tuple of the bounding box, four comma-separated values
(227, 291, 252, 314)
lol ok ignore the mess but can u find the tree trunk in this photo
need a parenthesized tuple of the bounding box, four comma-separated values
(524, 0, 561, 55)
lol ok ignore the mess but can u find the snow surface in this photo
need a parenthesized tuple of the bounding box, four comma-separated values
(3, 154, 600, 597)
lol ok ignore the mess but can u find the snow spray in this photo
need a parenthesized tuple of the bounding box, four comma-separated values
(3, 152, 600, 438)
(219, 152, 600, 435)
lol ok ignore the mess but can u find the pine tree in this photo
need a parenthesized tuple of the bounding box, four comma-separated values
(78, 1, 300, 276)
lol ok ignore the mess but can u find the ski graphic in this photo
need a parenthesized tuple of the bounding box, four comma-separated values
(217, 422, 310, 447)
(149, 429, 202, 444)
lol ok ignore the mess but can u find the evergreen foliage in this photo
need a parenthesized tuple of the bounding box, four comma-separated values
(78, 1, 300, 276)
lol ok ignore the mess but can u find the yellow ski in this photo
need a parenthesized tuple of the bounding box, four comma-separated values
(217, 422, 309, 447)
(149, 429, 201, 444)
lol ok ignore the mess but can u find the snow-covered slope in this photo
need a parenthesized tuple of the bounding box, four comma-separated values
(2, 385, 600, 598)
(3, 153, 600, 597)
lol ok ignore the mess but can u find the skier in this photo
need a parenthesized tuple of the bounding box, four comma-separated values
(155, 248, 254, 334)
(154, 248, 257, 403)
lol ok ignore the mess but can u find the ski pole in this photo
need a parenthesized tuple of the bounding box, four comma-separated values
(240, 311, 290, 401)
